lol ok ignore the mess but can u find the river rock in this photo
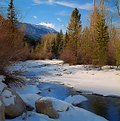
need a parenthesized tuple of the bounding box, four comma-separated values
(35, 98, 59, 119)
(1, 88, 26, 119)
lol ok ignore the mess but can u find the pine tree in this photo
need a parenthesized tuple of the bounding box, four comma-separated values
(63, 32, 69, 48)
(57, 29, 63, 52)
(80, 27, 92, 64)
(52, 30, 63, 58)
(90, 2, 109, 68)
(7, 0, 17, 25)
(68, 8, 82, 36)
(93, 3, 109, 68)
(89, 4, 100, 65)
(66, 8, 82, 64)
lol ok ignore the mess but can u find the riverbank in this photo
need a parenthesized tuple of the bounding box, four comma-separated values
(8, 59, 120, 96)
(4, 59, 120, 121)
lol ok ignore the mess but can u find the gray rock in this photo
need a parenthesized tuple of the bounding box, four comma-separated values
(1, 88, 26, 119)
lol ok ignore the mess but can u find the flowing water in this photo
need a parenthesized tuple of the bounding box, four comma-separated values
(37, 82, 120, 121)
(76, 93, 120, 121)
(11, 60, 120, 121)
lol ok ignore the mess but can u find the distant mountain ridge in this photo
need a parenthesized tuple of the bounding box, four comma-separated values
(18, 22, 58, 39)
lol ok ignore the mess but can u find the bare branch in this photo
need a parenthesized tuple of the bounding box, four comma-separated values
(115, 0, 120, 16)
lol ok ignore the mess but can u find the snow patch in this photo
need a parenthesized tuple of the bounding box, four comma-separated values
(64, 95, 87, 105)
(36, 97, 108, 121)
(2, 89, 16, 106)
(20, 94, 42, 107)
(40, 97, 70, 112)
(8, 60, 120, 96)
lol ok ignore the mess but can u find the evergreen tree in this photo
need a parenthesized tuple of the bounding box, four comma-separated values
(57, 29, 63, 52)
(80, 27, 92, 64)
(89, 5, 99, 65)
(7, 0, 17, 25)
(90, 2, 109, 68)
(52, 30, 63, 58)
(63, 32, 69, 48)
(68, 8, 82, 36)
(95, 9, 109, 68)
(66, 8, 82, 64)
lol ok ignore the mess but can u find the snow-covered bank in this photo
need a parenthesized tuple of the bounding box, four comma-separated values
(4, 59, 120, 121)
(64, 95, 88, 105)
(6, 96, 108, 121)
(8, 60, 120, 96)
(3, 80, 108, 121)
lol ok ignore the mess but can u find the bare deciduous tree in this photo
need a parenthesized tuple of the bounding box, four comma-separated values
(0, 16, 27, 71)
(115, 0, 120, 16)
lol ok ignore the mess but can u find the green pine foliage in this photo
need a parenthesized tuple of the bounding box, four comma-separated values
(95, 13, 109, 67)
(80, 27, 92, 64)
(63, 32, 69, 48)
(7, 0, 17, 25)
(90, 6, 100, 65)
(68, 8, 82, 36)
(52, 30, 63, 58)
(60, 8, 82, 64)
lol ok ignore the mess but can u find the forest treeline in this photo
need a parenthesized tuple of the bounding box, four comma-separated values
(29, 2, 120, 68)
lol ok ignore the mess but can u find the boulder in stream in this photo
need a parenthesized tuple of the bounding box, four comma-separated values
(1, 88, 26, 119)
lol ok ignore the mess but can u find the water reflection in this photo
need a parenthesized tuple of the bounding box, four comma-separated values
(78, 94, 120, 121)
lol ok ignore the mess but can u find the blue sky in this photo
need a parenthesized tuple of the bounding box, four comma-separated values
(1, 0, 120, 32)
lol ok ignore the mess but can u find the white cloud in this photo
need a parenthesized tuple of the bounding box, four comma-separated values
(54, 2, 92, 10)
(37, 22, 55, 28)
(48, 0, 54, 3)
(57, 18, 62, 22)
(33, 16, 37, 19)
(32, 0, 41, 4)
(32, 0, 53, 4)
(32, 0, 93, 10)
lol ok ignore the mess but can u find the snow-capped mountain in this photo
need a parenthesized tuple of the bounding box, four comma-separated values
(18, 22, 58, 39)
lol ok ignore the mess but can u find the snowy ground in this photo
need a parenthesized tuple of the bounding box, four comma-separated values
(4, 79, 108, 121)
(8, 59, 120, 96)
(5, 82, 108, 121)
(5, 59, 120, 121)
